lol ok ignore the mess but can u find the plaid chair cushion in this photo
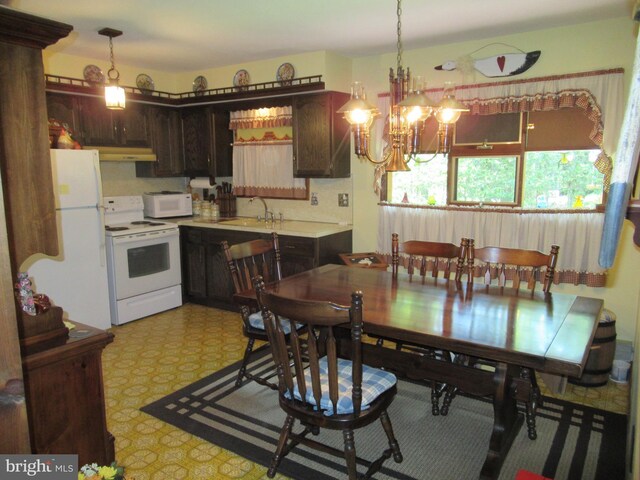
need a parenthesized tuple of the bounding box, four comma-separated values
(248, 311, 295, 334)
(287, 357, 397, 415)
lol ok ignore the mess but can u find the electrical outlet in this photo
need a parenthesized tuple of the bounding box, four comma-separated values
(338, 193, 349, 207)
(310, 192, 318, 206)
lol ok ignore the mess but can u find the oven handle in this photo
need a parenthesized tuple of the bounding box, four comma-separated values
(112, 229, 179, 245)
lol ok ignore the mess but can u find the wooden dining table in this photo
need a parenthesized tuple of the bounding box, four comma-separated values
(234, 263, 603, 480)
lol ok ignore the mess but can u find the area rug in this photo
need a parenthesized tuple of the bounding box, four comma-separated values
(141, 351, 626, 480)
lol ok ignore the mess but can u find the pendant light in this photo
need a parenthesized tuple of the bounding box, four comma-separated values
(337, 0, 469, 172)
(99, 27, 126, 110)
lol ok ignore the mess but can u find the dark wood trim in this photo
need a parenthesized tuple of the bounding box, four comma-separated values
(626, 199, 640, 247)
(46, 74, 325, 107)
(0, 7, 72, 49)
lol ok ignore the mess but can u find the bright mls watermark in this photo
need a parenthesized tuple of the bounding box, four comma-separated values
(1, 455, 77, 479)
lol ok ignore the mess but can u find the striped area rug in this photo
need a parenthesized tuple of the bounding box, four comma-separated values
(141, 352, 626, 480)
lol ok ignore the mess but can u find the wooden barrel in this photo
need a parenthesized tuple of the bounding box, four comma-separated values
(569, 308, 617, 387)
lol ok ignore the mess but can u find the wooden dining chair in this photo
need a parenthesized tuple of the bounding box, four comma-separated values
(441, 240, 560, 440)
(253, 275, 403, 480)
(386, 233, 470, 415)
(391, 232, 469, 281)
(222, 232, 285, 389)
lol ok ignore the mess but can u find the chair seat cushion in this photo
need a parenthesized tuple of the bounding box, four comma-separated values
(248, 311, 295, 334)
(287, 357, 397, 415)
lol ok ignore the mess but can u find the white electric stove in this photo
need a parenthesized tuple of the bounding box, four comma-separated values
(103, 196, 182, 325)
(104, 195, 177, 236)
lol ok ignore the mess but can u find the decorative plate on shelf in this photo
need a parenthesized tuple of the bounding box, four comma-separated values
(276, 62, 295, 85)
(83, 64, 105, 84)
(193, 75, 208, 96)
(233, 69, 250, 90)
(136, 73, 155, 94)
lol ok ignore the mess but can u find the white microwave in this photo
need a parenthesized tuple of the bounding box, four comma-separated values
(142, 192, 192, 218)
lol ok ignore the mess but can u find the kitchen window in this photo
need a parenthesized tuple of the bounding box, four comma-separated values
(387, 109, 605, 209)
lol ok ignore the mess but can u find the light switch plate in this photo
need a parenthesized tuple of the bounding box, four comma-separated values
(338, 193, 349, 207)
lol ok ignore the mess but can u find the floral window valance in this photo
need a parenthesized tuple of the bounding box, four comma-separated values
(374, 68, 625, 194)
(229, 106, 292, 129)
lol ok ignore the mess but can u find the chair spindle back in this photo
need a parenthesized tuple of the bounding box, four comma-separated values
(222, 232, 283, 295)
(468, 240, 559, 292)
(391, 233, 469, 281)
(253, 275, 365, 416)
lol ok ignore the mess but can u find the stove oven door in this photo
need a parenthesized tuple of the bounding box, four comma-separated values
(107, 228, 181, 300)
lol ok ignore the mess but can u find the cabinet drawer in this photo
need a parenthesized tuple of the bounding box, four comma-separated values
(279, 236, 316, 257)
(184, 228, 204, 244)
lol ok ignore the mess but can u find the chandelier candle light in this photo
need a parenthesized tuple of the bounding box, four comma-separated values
(337, 0, 468, 172)
(99, 27, 126, 110)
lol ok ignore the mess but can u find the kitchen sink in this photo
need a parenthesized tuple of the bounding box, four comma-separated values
(218, 217, 278, 227)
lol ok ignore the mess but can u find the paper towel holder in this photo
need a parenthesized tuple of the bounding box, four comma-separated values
(189, 176, 217, 189)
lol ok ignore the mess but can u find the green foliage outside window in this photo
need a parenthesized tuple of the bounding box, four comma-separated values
(455, 156, 517, 203)
(389, 150, 603, 209)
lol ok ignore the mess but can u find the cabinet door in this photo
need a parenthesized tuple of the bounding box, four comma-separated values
(182, 228, 208, 299)
(205, 242, 234, 302)
(182, 107, 212, 176)
(210, 109, 233, 177)
(23, 338, 114, 467)
(46, 92, 80, 136)
(292, 92, 350, 178)
(137, 107, 184, 177)
(278, 235, 318, 277)
(76, 95, 119, 146)
(118, 103, 149, 147)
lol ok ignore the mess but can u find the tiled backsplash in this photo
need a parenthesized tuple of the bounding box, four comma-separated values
(100, 163, 352, 225)
(100, 162, 187, 197)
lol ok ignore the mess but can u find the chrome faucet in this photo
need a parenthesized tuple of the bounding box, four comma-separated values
(249, 196, 269, 222)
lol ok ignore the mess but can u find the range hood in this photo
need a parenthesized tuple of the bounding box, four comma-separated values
(83, 146, 157, 162)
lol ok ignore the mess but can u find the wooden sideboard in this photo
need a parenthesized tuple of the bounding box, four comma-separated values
(22, 324, 115, 466)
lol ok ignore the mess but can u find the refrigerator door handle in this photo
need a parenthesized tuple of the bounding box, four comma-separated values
(93, 152, 107, 268)
(99, 207, 107, 268)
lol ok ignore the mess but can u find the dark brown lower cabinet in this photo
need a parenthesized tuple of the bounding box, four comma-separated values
(22, 326, 115, 467)
(181, 226, 352, 310)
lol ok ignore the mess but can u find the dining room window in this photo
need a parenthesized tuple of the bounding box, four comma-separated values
(387, 109, 605, 209)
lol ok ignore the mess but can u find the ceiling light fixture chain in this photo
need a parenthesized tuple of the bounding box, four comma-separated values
(107, 35, 120, 82)
(337, 1, 469, 172)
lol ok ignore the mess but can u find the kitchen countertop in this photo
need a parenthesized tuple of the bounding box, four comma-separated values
(171, 217, 352, 238)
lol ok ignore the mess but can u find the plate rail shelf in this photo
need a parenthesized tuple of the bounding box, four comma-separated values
(45, 74, 325, 105)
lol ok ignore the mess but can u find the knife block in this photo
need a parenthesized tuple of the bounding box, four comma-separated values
(218, 193, 236, 218)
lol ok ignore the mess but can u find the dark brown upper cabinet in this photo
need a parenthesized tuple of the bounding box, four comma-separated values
(292, 91, 350, 178)
(182, 106, 232, 178)
(136, 106, 184, 177)
(75, 96, 149, 148)
(47, 93, 149, 148)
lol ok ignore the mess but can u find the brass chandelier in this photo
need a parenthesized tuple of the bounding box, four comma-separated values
(337, 0, 468, 172)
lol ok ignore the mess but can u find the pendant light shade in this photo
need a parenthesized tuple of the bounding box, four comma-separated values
(99, 28, 126, 110)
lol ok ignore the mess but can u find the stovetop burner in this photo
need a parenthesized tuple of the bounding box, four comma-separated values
(103, 195, 176, 237)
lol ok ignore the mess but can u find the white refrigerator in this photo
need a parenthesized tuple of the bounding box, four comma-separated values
(22, 149, 112, 330)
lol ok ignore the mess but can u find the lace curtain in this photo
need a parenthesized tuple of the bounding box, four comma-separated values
(230, 106, 307, 199)
(378, 205, 607, 286)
